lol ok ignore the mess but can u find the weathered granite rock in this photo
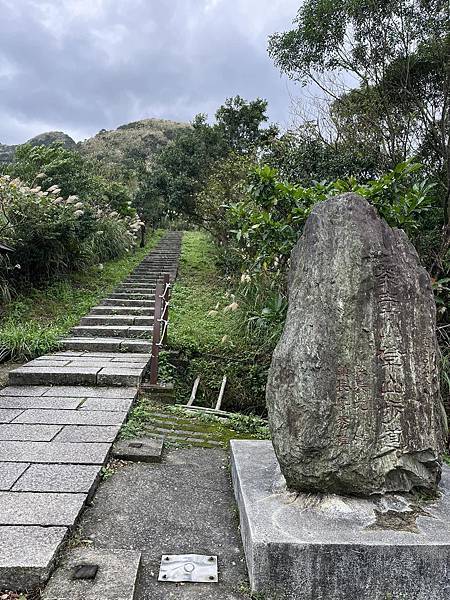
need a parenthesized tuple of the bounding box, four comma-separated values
(267, 193, 447, 496)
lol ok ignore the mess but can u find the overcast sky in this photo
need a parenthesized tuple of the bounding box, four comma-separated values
(0, 0, 301, 144)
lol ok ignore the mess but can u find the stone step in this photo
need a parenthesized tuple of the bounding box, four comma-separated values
(114, 287, 156, 294)
(1, 526, 69, 590)
(123, 274, 161, 278)
(131, 267, 176, 272)
(107, 292, 155, 300)
(121, 280, 160, 285)
(80, 315, 153, 326)
(90, 306, 154, 316)
(9, 363, 147, 387)
(135, 259, 178, 263)
(62, 337, 152, 353)
(71, 325, 153, 339)
(119, 282, 158, 287)
(126, 276, 174, 283)
(100, 298, 155, 307)
(125, 275, 165, 280)
(133, 263, 178, 269)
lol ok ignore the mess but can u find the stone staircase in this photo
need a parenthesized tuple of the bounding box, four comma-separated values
(9, 232, 182, 386)
(0, 231, 182, 591)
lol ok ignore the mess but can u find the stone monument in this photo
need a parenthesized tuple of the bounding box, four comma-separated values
(267, 192, 447, 496)
(231, 193, 450, 599)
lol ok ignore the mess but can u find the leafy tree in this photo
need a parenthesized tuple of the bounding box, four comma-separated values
(195, 153, 253, 246)
(215, 96, 278, 154)
(138, 114, 228, 223)
(264, 125, 383, 184)
(140, 96, 274, 223)
(268, 0, 450, 233)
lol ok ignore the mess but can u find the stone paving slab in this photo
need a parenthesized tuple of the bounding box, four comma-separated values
(0, 386, 51, 396)
(120, 279, 158, 284)
(12, 464, 101, 493)
(0, 396, 82, 409)
(71, 325, 152, 338)
(115, 286, 156, 292)
(134, 316, 153, 326)
(62, 337, 152, 353)
(108, 292, 155, 298)
(0, 424, 62, 441)
(81, 315, 136, 325)
(32, 355, 81, 362)
(0, 409, 24, 423)
(54, 425, 121, 443)
(43, 386, 137, 398)
(90, 306, 154, 315)
(62, 337, 122, 351)
(124, 278, 160, 283)
(0, 491, 87, 525)
(14, 408, 126, 426)
(0, 441, 110, 464)
(110, 354, 151, 363)
(0, 462, 29, 490)
(38, 358, 148, 369)
(100, 299, 155, 306)
(21, 360, 72, 368)
(78, 352, 149, 359)
(80, 397, 134, 412)
(26, 359, 104, 368)
(0, 525, 68, 589)
(42, 548, 142, 600)
(120, 340, 152, 352)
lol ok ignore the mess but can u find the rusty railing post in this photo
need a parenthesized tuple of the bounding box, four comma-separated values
(149, 279, 164, 385)
(161, 273, 170, 345)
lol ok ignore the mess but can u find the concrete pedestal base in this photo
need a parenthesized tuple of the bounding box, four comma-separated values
(231, 440, 450, 600)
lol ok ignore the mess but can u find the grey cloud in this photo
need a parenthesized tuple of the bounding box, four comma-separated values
(0, 0, 299, 144)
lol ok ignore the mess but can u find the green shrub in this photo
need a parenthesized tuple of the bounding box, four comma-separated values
(0, 174, 143, 286)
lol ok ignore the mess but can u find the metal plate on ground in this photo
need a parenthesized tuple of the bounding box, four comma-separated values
(158, 554, 218, 583)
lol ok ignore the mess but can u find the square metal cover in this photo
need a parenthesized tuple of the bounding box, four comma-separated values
(158, 554, 218, 583)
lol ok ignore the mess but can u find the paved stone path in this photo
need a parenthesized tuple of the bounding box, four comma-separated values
(0, 232, 182, 591)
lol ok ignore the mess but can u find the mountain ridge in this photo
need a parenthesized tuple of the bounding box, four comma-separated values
(0, 118, 188, 168)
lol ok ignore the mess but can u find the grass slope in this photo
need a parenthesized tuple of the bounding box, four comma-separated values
(0, 230, 163, 360)
(169, 230, 240, 352)
(168, 231, 267, 414)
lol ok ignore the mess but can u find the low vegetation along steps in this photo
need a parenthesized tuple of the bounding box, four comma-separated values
(0, 231, 182, 591)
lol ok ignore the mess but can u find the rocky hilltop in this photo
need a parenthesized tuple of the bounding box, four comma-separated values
(78, 118, 187, 176)
(0, 119, 187, 170)
(0, 131, 76, 163)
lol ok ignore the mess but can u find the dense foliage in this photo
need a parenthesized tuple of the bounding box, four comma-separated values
(268, 0, 449, 271)
(138, 97, 276, 224)
(0, 148, 143, 300)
